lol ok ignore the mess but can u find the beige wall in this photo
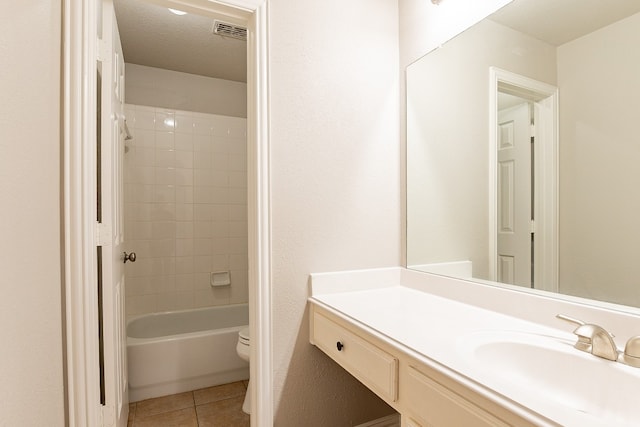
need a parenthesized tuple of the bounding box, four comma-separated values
(0, 0, 65, 425)
(125, 63, 247, 117)
(557, 12, 640, 307)
(269, 0, 401, 424)
(405, 18, 556, 279)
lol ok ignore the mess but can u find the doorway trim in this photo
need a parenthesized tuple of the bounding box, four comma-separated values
(489, 67, 558, 292)
(62, 0, 272, 425)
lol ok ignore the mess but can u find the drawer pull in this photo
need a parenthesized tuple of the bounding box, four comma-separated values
(336, 341, 344, 351)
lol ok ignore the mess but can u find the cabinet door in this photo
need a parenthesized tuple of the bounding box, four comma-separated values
(404, 365, 510, 427)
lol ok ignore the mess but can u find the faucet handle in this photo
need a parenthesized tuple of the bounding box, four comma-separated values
(556, 314, 591, 351)
(556, 314, 585, 327)
(621, 336, 640, 367)
(556, 314, 615, 337)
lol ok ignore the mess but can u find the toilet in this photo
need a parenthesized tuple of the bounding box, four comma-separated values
(236, 327, 251, 414)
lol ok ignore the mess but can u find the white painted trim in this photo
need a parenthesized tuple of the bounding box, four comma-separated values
(63, 0, 101, 425)
(489, 67, 558, 292)
(63, 0, 273, 426)
(245, 2, 273, 426)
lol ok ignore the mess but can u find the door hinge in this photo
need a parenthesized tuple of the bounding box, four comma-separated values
(96, 222, 112, 246)
(97, 38, 108, 62)
(530, 219, 536, 234)
(530, 123, 536, 138)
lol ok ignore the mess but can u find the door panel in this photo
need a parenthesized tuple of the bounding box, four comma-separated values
(497, 103, 531, 287)
(99, 1, 128, 425)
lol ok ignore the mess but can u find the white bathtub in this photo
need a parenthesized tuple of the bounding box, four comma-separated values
(127, 303, 249, 402)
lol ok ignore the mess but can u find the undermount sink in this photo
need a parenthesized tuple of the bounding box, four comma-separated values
(458, 330, 640, 425)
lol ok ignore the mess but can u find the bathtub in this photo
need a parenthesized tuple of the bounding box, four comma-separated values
(127, 303, 249, 402)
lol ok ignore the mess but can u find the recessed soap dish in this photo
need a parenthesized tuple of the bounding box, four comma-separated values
(210, 271, 231, 287)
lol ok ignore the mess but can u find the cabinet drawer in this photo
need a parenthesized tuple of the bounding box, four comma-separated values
(312, 309, 398, 402)
(404, 365, 509, 427)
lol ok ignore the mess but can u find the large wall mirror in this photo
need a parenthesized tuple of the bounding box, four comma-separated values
(407, 0, 640, 310)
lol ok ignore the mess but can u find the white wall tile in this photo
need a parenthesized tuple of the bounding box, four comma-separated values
(212, 222, 229, 238)
(193, 117, 213, 135)
(193, 255, 212, 273)
(212, 254, 230, 270)
(176, 221, 194, 239)
(212, 206, 230, 221)
(175, 257, 194, 274)
(155, 111, 176, 131)
(194, 221, 213, 238)
(175, 168, 194, 186)
(152, 221, 176, 240)
(155, 150, 175, 168)
(155, 131, 175, 150)
(175, 151, 193, 169)
(175, 238, 194, 257)
(127, 294, 157, 316)
(152, 185, 175, 203)
(193, 238, 213, 255)
(175, 115, 195, 133)
(175, 274, 194, 291)
(124, 105, 247, 314)
(175, 186, 193, 204)
(174, 291, 195, 310)
(211, 170, 228, 187)
(229, 254, 248, 270)
(175, 133, 193, 151)
(175, 204, 193, 221)
(155, 167, 176, 185)
(134, 110, 156, 130)
(151, 203, 176, 221)
(212, 153, 230, 171)
(229, 171, 247, 188)
(193, 152, 213, 169)
(229, 154, 246, 171)
(193, 273, 211, 290)
(193, 134, 212, 152)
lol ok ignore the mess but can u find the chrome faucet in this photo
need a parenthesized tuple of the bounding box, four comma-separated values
(556, 314, 619, 361)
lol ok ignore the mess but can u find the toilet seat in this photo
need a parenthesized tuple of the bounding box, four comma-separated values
(239, 327, 250, 345)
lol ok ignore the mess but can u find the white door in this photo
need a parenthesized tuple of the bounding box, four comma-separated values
(98, 1, 128, 426)
(497, 102, 532, 287)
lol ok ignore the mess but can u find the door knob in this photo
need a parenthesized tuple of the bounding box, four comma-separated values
(123, 252, 136, 263)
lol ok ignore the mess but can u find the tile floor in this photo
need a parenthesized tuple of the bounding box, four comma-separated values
(128, 381, 250, 427)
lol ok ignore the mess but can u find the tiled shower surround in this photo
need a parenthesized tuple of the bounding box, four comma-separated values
(123, 104, 248, 317)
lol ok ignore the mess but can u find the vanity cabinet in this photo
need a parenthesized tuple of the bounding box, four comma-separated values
(310, 305, 399, 402)
(309, 303, 539, 427)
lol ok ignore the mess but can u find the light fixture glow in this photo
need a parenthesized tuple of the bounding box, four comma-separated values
(168, 8, 187, 15)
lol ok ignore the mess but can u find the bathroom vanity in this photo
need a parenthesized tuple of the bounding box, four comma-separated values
(308, 268, 640, 427)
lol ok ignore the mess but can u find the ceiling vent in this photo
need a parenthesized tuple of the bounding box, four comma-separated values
(212, 20, 247, 41)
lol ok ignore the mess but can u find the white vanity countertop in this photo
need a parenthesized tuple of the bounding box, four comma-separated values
(309, 268, 640, 427)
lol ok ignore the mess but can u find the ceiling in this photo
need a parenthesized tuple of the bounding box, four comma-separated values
(490, 0, 640, 46)
(113, 0, 247, 82)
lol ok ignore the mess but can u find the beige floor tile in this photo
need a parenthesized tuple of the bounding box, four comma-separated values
(196, 395, 250, 427)
(135, 391, 194, 418)
(193, 381, 247, 406)
(129, 402, 137, 422)
(134, 407, 198, 427)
